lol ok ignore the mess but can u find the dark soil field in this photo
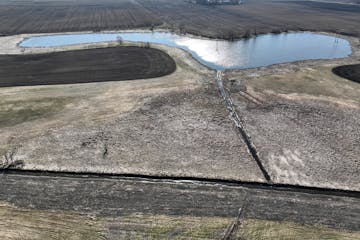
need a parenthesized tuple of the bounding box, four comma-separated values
(1, 173, 359, 231)
(0, 46, 176, 87)
(332, 64, 360, 83)
(287, 0, 360, 12)
(0, 0, 162, 35)
(0, 0, 359, 39)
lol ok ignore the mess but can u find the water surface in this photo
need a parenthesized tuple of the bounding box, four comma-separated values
(20, 32, 351, 70)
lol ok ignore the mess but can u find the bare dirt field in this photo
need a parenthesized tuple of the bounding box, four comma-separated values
(224, 36, 360, 191)
(333, 63, 360, 83)
(0, 0, 162, 35)
(0, 0, 359, 39)
(0, 46, 176, 87)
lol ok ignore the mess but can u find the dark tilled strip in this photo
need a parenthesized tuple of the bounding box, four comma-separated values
(1, 169, 360, 198)
(0, 170, 359, 231)
(0, 46, 176, 87)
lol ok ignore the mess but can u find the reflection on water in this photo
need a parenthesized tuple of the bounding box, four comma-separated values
(20, 32, 351, 70)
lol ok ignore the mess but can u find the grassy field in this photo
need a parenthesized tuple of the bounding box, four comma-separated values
(0, 0, 359, 39)
(0, 43, 265, 183)
(0, 46, 176, 87)
(0, 97, 74, 128)
(226, 61, 360, 191)
(1, 201, 359, 239)
(236, 219, 360, 240)
(106, 216, 360, 239)
(0, 202, 105, 240)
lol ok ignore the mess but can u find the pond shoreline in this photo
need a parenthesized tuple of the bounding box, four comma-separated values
(0, 29, 357, 71)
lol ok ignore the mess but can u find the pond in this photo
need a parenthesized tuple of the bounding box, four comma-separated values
(20, 32, 352, 70)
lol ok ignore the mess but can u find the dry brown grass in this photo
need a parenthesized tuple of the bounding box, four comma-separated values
(226, 62, 360, 191)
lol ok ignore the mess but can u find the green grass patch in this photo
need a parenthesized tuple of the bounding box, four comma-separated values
(0, 97, 74, 128)
(0, 202, 105, 240)
(116, 215, 231, 239)
(236, 219, 360, 240)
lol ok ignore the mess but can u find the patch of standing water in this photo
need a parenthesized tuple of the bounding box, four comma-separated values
(20, 32, 352, 70)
